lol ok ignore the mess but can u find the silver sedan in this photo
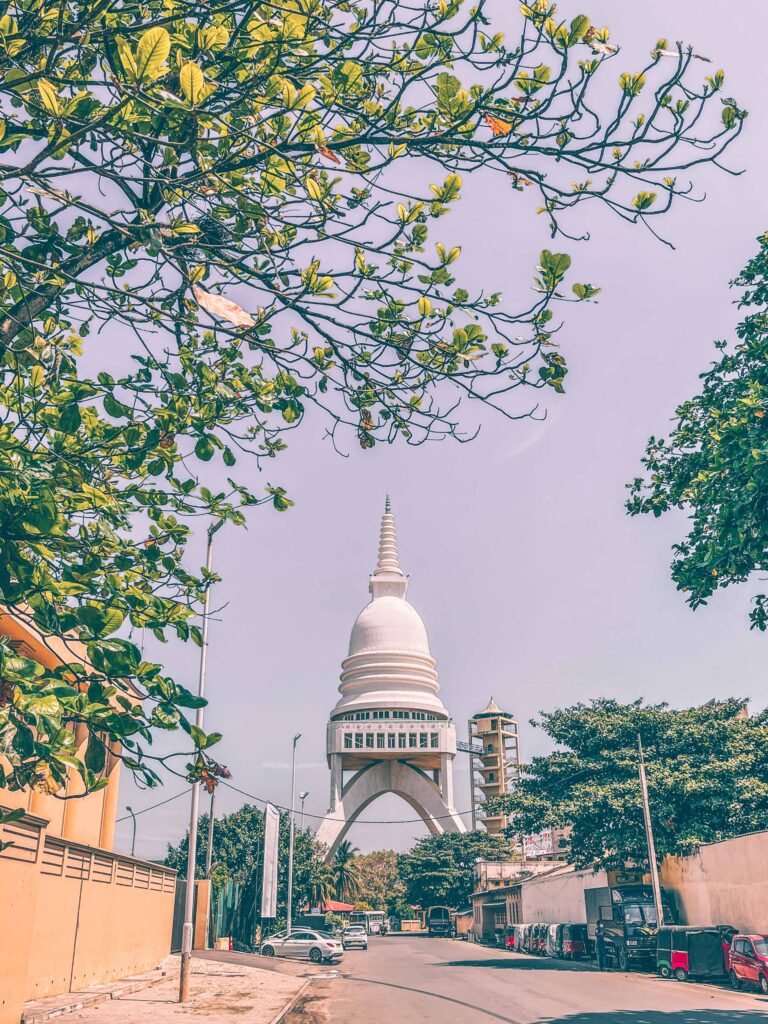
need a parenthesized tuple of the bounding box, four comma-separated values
(260, 929, 344, 963)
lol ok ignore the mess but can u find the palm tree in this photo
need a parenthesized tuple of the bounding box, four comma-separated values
(308, 860, 335, 908)
(333, 840, 361, 901)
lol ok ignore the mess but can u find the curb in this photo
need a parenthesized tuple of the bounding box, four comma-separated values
(21, 970, 176, 1023)
(267, 977, 315, 1024)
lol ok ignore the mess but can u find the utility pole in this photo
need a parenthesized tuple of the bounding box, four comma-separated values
(637, 734, 664, 928)
(179, 518, 224, 1004)
(286, 732, 301, 934)
(205, 790, 215, 878)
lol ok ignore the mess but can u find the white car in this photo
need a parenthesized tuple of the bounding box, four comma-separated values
(260, 929, 344, 963)
(342, 926, 368, 950)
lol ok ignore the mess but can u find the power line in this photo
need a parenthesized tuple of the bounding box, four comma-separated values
(116, 789, 188, 822)
(116, 762, 599, 828)
(220, 780, 474, 825)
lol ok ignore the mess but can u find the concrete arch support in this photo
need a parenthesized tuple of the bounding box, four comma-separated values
(316, 760, 466, 859)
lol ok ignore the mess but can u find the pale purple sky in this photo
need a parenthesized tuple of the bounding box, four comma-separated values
(115, 0, 768, 859)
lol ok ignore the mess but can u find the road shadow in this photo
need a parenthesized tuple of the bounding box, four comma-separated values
(539, 1014, 768, 1024)
(437, 958, 590, 972)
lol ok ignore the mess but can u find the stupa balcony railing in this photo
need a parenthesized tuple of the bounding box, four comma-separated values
(327, 718, 457, 756)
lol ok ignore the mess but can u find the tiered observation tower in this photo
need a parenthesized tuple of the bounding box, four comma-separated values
(315, 499, 466, 857)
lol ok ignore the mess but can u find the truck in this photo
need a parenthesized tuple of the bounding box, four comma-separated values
(427, 906, 453, 937)
(585, 885, 676, 971)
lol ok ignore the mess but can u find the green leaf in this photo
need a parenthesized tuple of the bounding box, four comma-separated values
(568, 15, 590, 45)
(59, 404, 81, 433)
(195, 435, 215, 461)
(12, 724, 34, 759)
(37, 79, 61, 116)
(180, 62, 205, 105)
(85, 734, 106, 774)
(135, 27, 171, 83)
(78, 605, 125, 638)
(632, 191, 657, 212)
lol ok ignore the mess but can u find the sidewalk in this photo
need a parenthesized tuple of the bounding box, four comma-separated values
(21, 954, 313, 1024)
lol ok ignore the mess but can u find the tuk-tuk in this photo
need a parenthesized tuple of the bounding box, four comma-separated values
(504, 925, 516, 951)
(534, 923, 549, 955)
(562, 923, 588, 960)
(523, 923, 536, 953)
(546, 924, 564, 958)
(656, 925, 731, 982)
(513, 924, 526, 952)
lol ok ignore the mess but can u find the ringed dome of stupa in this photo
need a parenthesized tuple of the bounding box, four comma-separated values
(332, 499, 448, 719)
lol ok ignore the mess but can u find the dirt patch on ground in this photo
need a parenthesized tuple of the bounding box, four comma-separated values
(282, 980, 334, 1024)
(67, 958, 304, 1024)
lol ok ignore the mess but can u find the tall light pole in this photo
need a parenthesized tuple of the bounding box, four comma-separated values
(179, 517, 224, 1004)
(299, 791, 309, 831)
(286, 733, 301, 934)
(637, 734, 664, 929)
(126, 805, 137, 857)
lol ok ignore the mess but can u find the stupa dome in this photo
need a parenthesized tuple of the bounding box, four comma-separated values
(331, 499, 448, 719)
(348, 596, 430, 657)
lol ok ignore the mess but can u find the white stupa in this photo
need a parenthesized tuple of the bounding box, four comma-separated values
(316, 499, 466, 856)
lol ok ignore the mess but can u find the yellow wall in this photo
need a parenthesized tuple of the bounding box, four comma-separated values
(661, 830, 768, 933)
(0, 813, 176, 1024)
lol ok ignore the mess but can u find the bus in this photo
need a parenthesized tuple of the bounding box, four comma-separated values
(349, 910, 386, 934)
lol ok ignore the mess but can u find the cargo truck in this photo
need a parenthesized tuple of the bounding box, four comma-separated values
(585, 885, 675, 971)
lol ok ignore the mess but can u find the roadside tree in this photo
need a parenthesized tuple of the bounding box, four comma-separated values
(332, 839, 361, 901)
(165, 803, 328, 937)
(400, 831, 518, 909)
(628, 234, 768, 630)
(492, 698, 768, 871)
(0, 0, 745, 809)
(354, 850, 407, 914)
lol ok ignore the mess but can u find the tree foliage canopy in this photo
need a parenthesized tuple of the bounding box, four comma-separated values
(0, 0, 744, 806)
(354, 849, 406, 914)
(399, 830, 517, 909)
(627, 234, 768, 630)
(164, 802, 327, 936)
(493, 698, 768, 871)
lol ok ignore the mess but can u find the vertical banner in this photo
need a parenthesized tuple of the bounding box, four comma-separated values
(260, 803, 280, 919)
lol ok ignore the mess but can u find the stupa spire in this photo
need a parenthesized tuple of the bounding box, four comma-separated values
(370, 497, 408, 598)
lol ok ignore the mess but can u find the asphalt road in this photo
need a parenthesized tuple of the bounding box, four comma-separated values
(283, 935, 768, 1024)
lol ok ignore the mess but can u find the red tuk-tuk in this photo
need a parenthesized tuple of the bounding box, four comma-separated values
(562, 923, 588, 960)
(656, 925, 734, 982)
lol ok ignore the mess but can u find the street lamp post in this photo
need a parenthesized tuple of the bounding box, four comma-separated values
(179, 518, 224, 1004)
(205, 789, 215, 878)
(126, 805, 137, 858)
(299, 791, 309, 831)
(286, 733, 301, 934)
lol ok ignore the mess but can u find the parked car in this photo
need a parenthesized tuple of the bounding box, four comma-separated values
(260, 929, 344, 963)
(656, 926, 731, 982)
(729, 934, 768, 993)
(342, 925, 369, 950)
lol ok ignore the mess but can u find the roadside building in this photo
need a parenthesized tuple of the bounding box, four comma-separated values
(0, 611, 180, 1024)
(299, 898, 355, 929)
(451, 909, 474, 938)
